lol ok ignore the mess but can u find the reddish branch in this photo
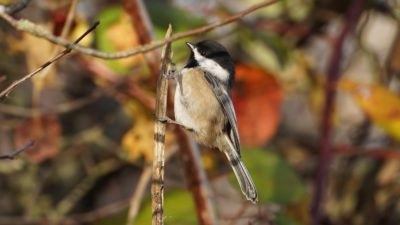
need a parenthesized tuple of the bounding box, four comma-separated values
(78, 57, 156, 110)
(175, 130, 218, 225)
(311, 0, 367, 224)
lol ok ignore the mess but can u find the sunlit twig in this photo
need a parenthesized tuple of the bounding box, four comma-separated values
(0, 0, 278, 59)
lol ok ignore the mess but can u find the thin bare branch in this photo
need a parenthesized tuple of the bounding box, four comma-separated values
(0, 21, 99, 99)
(127, 165, 152, 225)
(0, 140, 35, 160)
(0, 0, 278, 59)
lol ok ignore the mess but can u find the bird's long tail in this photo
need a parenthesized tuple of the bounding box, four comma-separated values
(223, 136, 258, 203)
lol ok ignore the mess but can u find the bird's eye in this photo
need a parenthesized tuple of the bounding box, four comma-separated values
(198, 49, 206, 56)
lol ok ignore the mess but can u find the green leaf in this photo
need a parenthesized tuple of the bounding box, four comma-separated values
(145, 0, 206, 38)
(134, 189, 197, 225)
(95, 6, 129, 73)
(93, 189, 196, 225)
(232, 148, 307, 204)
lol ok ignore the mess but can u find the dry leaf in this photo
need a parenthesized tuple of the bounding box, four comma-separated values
(14, 115, 61, 162)
(232, 64, 282, 146)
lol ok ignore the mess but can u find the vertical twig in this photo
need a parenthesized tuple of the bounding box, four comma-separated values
(126, 147, 177, 225)
(127, 165, 152, 225)
(152, 24, 173, 225)
(311, 0, 366, 224)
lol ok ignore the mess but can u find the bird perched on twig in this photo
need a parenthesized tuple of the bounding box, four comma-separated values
(161, 40, 258, 203)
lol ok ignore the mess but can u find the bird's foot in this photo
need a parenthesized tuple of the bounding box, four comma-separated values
(156, 116, 194, 132)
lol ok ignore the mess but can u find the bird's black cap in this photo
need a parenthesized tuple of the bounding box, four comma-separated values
(185, 40, 235, 85)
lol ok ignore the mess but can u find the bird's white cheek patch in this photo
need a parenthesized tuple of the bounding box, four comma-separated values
(192, 48, 229, 82)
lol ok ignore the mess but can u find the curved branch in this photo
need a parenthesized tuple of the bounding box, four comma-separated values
(0, 0, 278, 59)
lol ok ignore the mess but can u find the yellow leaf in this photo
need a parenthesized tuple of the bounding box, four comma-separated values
(339, 79, 400, 140)
(122, 119, 156, 162)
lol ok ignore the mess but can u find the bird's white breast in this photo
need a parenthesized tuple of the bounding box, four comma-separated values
(174, 68, 224, 133)
(174, 68, 200, 131)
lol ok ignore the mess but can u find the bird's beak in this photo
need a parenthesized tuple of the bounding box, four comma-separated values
(186, 42, 195, 50)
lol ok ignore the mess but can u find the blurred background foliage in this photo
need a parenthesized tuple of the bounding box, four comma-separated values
(0, 0, 400, 225)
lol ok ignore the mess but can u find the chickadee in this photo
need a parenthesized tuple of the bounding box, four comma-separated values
(172, 40, 258, 203)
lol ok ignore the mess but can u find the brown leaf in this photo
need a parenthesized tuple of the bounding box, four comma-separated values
(232, 64, 282, 146)
(14, 115, 61, 162)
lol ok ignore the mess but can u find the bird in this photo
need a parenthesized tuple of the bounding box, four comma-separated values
(171, 40, 258, 203)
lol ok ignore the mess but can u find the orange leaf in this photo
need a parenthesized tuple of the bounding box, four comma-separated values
(232, 64, 282, 146)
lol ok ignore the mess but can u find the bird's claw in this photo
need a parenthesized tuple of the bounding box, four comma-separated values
(156, 116, 194, 132)
(156, 116, 176, 124)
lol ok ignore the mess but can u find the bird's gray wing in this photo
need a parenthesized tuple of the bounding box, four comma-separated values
(204, 72, 241, 155)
